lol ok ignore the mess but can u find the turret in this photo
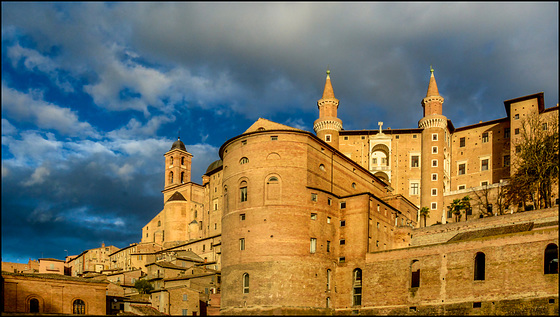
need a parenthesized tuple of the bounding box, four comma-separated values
(163, 137, 192, 190)
(313, 69, 343, 150)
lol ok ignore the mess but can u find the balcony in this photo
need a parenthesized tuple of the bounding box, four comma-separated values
(370, 166, 391, 172)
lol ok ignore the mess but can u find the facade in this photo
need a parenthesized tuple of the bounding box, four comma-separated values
(2, 271, 108, 315)
(68, 242, 119, 276)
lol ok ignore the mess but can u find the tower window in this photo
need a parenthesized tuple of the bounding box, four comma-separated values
(325, 134, 332, 142)
(239, 238, 245, 250)
(474, 252, 486, 281)
(310, 238, 317, 253)
(240, 181, 248, 202)
(459, 137, 465, 147)
(432, 133, 438, 141)
(432, 159, 438, 167)
(169, 172, 174, 184)
(458, 163, 466, 175)
(432, 146, 438, 154)
(181, 157, 185, 165)
(481, 159, 489, 171)
(410, 182, 419, 196)
(432, 173, 438, 181)
(239, 157, 249, 165)
(515, 128, 520, 135)
(242, 273, 249, 293)
(482, 132, 489, 143)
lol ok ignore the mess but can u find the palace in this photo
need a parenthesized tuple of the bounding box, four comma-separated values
(136, 69, 558, 315)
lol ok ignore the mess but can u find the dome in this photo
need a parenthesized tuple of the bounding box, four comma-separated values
(170, 137, 186, 151)
(205, 159, 223, 175)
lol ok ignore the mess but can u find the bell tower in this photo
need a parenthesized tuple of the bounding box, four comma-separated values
(163, 137, 192, 192)
(314, 69, 343, 150)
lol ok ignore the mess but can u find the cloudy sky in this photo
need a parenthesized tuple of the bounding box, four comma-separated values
(2, 2, 558, 263)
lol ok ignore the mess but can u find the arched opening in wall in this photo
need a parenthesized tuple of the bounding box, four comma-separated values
(181, 156, 185, 165)
(266, 175, 280, 200)
(411, 260, 420, 288)
(352, 268, 362, 306)
(169, 172, 173, 184)
(239, 157, 249, 165)
(223, 186, 228, 213)
(181, 172, 185, 184)
(374, 172, 388, 182)
(29, 298, 40, 313)
(474, 252, 486, 281)
(371, 144, 390, 168)
(242, 273, 250, 293)
(239, 181, 248, 202)
(544, 243, 559, 274)
(170, 156, 173, 165)
(73, 299, 86, 314)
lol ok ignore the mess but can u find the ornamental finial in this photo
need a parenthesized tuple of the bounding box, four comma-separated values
(430, 65, 434, 74)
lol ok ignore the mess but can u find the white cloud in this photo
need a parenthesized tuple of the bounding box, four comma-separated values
(1, 83, 99, 137)
(22, 165, 51, 186)
(2, 119, 17, 135)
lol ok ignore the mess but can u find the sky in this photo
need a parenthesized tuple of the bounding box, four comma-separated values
(2, 2, 558, 263)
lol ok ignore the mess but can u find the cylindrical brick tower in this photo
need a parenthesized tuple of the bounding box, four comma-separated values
(314, 69, 342, 150)
(419, 67, 447, 225)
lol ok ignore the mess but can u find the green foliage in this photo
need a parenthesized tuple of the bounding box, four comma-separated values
(507, 113, 559, 210)
(134, 279, 153, 294)
(419, 207, 430, 227)
(447, 196, 471, 222)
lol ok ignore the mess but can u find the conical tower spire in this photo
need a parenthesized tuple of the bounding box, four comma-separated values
(426, 65, 440, 97)
(421, 66, 444, 117)
(314, 68, 342, 150)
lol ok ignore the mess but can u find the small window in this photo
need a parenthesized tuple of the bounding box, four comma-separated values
(73, 299, 85, 314)
(340, 201, 346, 209)
(352, 268, 362, 306)
(431, 202, 437, 210)
(327, 269, 332, 289)
(458, 185, 466, 190)
(515, 128, 520, 135)
(481, 159, 489, 171)
(181, 157, 185, 165)
(432, 159, 438, 167)
(432, 173, 437, 181)
(352, 182, 356, 189)
(482, 132, 489, 143)
(432, 133, 438, 141)
(458, 163, 466, 175)
(503, 155, 510, 167)
(339, 257, 345, 263)
(542, 123, 548, 130)
(481, 181, 488, 187)
(516, 145, 521, 153)
(319, 164, 325, 171)
(325, 134, 331, 142)
(239, 157, 249, 164)
(240, 213, 246, 221)
(326, 241, 331, 252)
(431, 188, 437, 196)
(340, 220, 346, 227)
(240, 181, 248, 202)
(344, 136, 349, 140)
(432, 146, 438, 154)
(395, 135, 399, 139)
(473, 302, 482, 308)
(328, 198, 332, 206)
(182, 309, 188, 316)
(459, 137, 465, 147)
(327, 217, 331, 223)
(514, 113, 519, 120)
(242, 273, 249, 293)
(410, 183, 419, 196)
(271, 136, 278, 141)
(310, 238, 317, 253)
(474, 252, 485, 281)
(183, 294, 188, 301)
(340, 239, 346, 245)
(311, 213, 317, 220)
(504, 128, 510, 138)
(239, 238, 245, 251)
(411, 155, 419, 168)
(413, 134, 417, 139)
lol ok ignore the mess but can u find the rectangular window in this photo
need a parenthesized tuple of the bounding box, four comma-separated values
(311, 193, 317, 202)
(482, 132, 489, 143)
(504, 128, 510, 138)
(241, 140, 247, 145)
(344, 136, 349, 140)
(310, 238, 317, 253)
(328, 198, 332, 205)
(411, 155, 419, 168)
(183, 294, 188, 301)
(431, 188, 437, 196)
(432, 133, 438, 141)
(431, 202, 437, 210)
(311, 213, 317, 220)
(240, 213, 246, 221)
(514, 114, 519, 120)
(432, 146, 438, 154)
(339, 257, 345, 263)
(458, 163, 466, 175)
(340, 220, 346, 227)
(327, 216, 331, 223)
(459, 137, 466, 147)
(432, 173, 437, 181)
(339, 239, 346, 245)
(503, 155, 510, 167)
(481, 159, 489, 171)
(410, 183, 419, 196)
(373, 158, 377, 164)
(240, 187, 247, 202)
(458, 185, 466, 190)
(340, 201, 346, 209)
(413, 134, 417, 139)
(239, 238, 245, 250)
(182, 309, 188, 316)
(271, 136, 278, 141)
(325, 134, 331, 142)
(395, 135, 399, 139)
(542, 123, 548, 130)
(326, 241, 331, 252)
(515, 128, 520, 135)
(481, 181, 488, 187)
(432, 159, 438, 167)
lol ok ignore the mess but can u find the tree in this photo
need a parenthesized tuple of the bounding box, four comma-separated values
(447, 196, 471, 222)
(134, 279, 153, 294)
(507, 112, 559, 210)
(470, 183, 507, 217)
(419, 207, 430, 227)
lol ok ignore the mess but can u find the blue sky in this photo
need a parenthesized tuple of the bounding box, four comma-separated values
(2, 2, 558, 263)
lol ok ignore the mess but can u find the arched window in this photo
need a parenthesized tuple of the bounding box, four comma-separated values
(73, 299, 85, 314)
(181, 172, 185, 184)
(240, 181, 248, 202)
(181, 157, 185, 165)
(157, 220, 161, 227)
(29, 298, 39, 313)
(242, 273, 249, 294)
(170, 156, 173, 165)
(240, 157, 249, 165)
(411, 260, 420, 288)
(266, 176, 280, 200)
(352, 268, 362, 306)
(474, 252, 485, 281)
(169, 172, 174, 184)
(544, 243, 559, 274)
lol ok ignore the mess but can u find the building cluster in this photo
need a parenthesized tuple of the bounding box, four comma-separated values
(2, 69, 558, 315)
